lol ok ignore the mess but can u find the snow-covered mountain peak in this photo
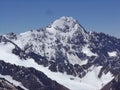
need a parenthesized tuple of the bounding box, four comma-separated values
(0, 16, 120, 90)
(46, 16, 86, 34)
(58, 16, 76, 22)
(51, 16, 77, 28)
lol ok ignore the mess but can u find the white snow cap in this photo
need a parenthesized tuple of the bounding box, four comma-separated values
(49, 16, 80, 32)
(46, 16, 87, 37)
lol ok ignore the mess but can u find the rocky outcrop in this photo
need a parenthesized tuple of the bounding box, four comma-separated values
(0, 60, 69, 90)
(0, 78, 24, 90)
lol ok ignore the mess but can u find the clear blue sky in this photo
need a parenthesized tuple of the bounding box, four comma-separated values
(0, 0, 120, 37)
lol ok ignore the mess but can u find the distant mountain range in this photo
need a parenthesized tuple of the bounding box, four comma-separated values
(0, 16, 120, 90)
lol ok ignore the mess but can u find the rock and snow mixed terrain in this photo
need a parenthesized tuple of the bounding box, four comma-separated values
(0, 16, 120, 90)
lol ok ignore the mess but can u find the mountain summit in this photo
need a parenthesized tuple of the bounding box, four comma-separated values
(49, 16, 80, 31)
(46, 16, 87, 35)
(0, 16, 120, 90)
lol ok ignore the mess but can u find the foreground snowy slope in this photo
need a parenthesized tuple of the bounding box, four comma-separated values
(0, 16, 120, 90)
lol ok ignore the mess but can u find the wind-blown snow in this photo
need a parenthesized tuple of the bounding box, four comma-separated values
(82, 45, 98, 57)
(108, 51, 117, 57)
(0, 43, 113, 90)
(0, 74, 28, 90)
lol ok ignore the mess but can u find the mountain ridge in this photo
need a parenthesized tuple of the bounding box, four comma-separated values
(0, 16, 120, 90)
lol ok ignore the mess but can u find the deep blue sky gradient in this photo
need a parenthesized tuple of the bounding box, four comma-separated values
(0, 0, 120, 37)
